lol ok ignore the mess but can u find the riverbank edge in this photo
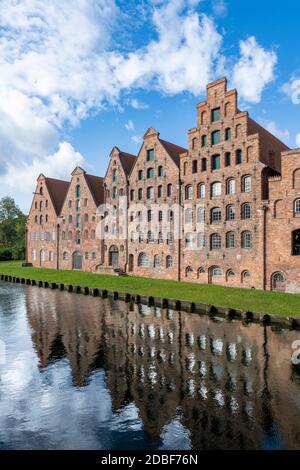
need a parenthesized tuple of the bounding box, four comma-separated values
(1, 272, 300, 331)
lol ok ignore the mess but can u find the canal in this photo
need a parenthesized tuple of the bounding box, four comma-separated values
(0, 280, 300, 450)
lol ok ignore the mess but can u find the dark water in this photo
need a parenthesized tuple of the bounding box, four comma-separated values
(0, 281, 300, 450)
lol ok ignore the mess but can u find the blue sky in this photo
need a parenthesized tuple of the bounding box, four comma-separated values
(0, 0, 299, 211)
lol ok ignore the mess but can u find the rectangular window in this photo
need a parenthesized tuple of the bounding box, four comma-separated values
(138, 170, 143, 180)
(201, 135, 207, 147)
(147, 149, 154, 161)
(192, 160, 198, 174)
(146, 187, 154, 199)
(138, 189, 142, 200)
(225, 128, 231, 141)
(212, 155, 221, 170)
(236, 149, 242, 164)
(201, 158, 207, 172)
(211, 130, 221, 145)
(158, 210, 163, 222)
(211, 107, 221, 122)
(225, 152, 231, 167)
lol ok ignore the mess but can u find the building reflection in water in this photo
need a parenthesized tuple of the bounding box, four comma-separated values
(25, 286, 300, 450)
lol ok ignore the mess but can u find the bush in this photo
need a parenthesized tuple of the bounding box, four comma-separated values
(12, 242, 25, 261)
(0, 248, 13, 261)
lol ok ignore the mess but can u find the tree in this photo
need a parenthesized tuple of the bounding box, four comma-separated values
(0, 197, 26, 259)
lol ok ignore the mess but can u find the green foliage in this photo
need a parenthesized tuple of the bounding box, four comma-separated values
(0, 248, 13, 261)
(0, 197, 26, 259)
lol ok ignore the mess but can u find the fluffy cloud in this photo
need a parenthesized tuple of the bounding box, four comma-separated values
(282, 77, 300, 104)
(212, 0, 227, 17)
(296, 134, 300, 148)
(0, 0, 278, 207)
(265, 121, 290, 143)
(232, 36, 277, 103)
(125, 120, 134, 131)
(1, 142, 85, 193)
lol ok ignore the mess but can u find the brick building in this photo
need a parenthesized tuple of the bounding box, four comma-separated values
(26, 77, 300, 292)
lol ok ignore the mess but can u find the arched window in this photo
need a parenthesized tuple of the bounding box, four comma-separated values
(236, 124, 242, 138)
(76, 231, 81, 245)
(191, 138, 197, 150)
(138, 170, 143, 180)
(242, 175, 251, 192)
(158, 165, 163, 177)
(211, 207, 222, 223)
(185, 266, 193, 276)
(211, 233, 221, 250)
(167, 210, 173, 222)
(166, 255, 173, 268)
(138, 188, 143, 200)
(271, 272, 286, 291)
(185, 185, 193, 200)
(197, 266, 205, 277)
(274, 199, 284, 219)
(40, 215, 43, 225)
(224, 102, 230, 117)
(293, 168, 300, 189)
(147, 209, 153, 222)
(91, 229, 96, 240)
(158, 185, 163, 198)
(226, 269, 235, 280)
(130, 231, 135, 242)
(112, 187, 118, 199)
(68, 214, 72, 224)
(167, 183, 173, 197)
(241, 203, 251, 219)
(201, 158, 207, 171)
(197, 232, 205, 248)
(211, 182, 221, 197)
(146, 186, 154, 199)
(158, 232, 163, 244)
(40, 249, 45, 262)
(201, 111, 207, 125)
(242, 270, 251, 282)
(75, 184, 80, 198)
(185, 232, 193, 248)
(197, 207, 205, 223)
(226, 178, 235, 195)
(39, 186, 43, 195)
(185, 208, 193, 224)
(211, 267, 223, 277)
(226, 205, 235, 220)
(63, 252, 68, 260)
(294, 199, 300, 215)
(138, 252, 149, 267)
(39, 201, 43, 211)
(154, 255, 161, 268)
(147, 167, 154, 179)
(112, 169, 117, 182)
(84, 230, 88, 240)
(241, 231, 252, 248)
(198, 183, 205, 199)
(183, 161, 188, 176)
(226, 232, 235, 248)
(76, 215, 81, 228)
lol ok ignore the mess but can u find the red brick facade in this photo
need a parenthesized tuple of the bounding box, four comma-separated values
(26, 77, 300, 292)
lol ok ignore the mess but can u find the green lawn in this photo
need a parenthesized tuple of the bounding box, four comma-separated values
(1, 261, 300, 316)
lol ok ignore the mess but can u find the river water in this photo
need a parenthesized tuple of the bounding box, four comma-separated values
(0, 280, 300, 450)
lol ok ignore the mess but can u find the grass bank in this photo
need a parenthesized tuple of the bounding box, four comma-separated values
(1, 261, 300, 317)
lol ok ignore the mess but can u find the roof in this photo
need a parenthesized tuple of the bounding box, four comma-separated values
(119, 151, 136, 175)
(44, 177, 70, 216)
(159, 138, 187, 167)
(84, 174, 104, 206)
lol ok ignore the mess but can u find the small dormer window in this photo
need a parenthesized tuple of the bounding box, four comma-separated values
(211, 107, 220, 122)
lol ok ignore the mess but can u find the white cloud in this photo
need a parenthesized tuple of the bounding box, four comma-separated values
(1, 142, 85, 193)
(296, 134, 300, 148)
(128, 98, 149, 110)
(282, 77, 300, 104)
(132, 135, 142, 144)
(125, 120, 134, 131)
(212, 0, 227, 17)
(265, 121, 290, 143)
(232, 36, 277, 103)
